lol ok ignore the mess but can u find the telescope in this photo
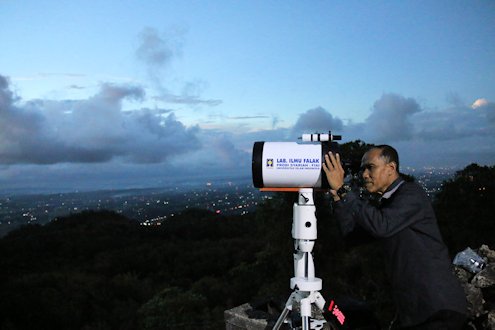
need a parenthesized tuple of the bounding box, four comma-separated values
(251, 132, 348, 329)
(252, 132, 341, 190)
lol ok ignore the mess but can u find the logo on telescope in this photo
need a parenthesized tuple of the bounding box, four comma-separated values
(266, 159, 274, 167)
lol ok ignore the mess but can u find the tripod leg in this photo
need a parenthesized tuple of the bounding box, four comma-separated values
(274, 294, 297, 330)
(313, 292, 326, 311)
(273, 306, 290, 330)
(300, 297, 311, 330)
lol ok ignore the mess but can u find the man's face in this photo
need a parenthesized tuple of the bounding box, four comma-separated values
(361, 149, 397, 194)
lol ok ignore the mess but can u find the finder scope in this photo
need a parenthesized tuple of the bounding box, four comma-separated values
(252, 132, 341, 189)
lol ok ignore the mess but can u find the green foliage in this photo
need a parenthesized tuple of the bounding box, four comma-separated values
(434, 163, 495, 252)
(339, 140, 372, 163)
(0, 209, 262, 329)
(137, 287, 214, 329)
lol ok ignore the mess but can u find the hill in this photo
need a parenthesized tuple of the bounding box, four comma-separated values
(0, 209, 265, 329)
(1, 161, 494, 329)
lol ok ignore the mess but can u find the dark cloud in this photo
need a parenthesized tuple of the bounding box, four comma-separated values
(279, 94, 495, 169)
(2, 73, 494, 194)
(414, 107, 486, 141)
(291, 106, 344, 138)
(210, 95, 495, 172)
(357, 94, 495, 167)
(473, 99, 495, 125)
(0, 75, 200, 165)
(0, 76, 50, 164)
(206, 135, 249, 168)
(123, 111, 200, 163)
(410, 97, 495, 143)
(365, 93, 421, 143)
(0, 75, 16, 108)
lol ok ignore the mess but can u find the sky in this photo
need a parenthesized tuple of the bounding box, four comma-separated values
(1, 0, 494, 194)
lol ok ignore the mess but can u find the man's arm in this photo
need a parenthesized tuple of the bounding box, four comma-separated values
(337, 183, 425, 238)
(332, 191, 359, 236)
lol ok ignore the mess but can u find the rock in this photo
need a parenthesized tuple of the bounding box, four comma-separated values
(487, 310, 495, 330)
(463, 282, 486, 318)
(455, 266, 473, 283)
(224, 303, 268, 330)
(454, 245, 495, 329)
(472, 264, 495, 289)
(479, 245, 495, 263)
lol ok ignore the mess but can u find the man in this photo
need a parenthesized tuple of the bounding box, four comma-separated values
(322, 145, 467, 329)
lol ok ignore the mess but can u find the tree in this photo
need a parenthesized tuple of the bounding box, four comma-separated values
(434, 163, 495, 252)
(137, 287, 214, 330)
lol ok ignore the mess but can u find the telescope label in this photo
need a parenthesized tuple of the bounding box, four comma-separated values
(267, 158, 320, 170)
(266, 158, 321, 170)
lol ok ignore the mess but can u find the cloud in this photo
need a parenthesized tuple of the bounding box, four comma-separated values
(0, 75, 16, 107)
(415, 107, 485, 141)
(291, 106, 344, 138)
(0, 76, 51, 164)
(263, 95, 495, 169)
(68, 85, 86, 90)
(228, 115, 271, 120)
(201, 134, 249, 168)
(471, 98, 489, 109)
(0, 75, 200, 165)
(136, 27, 222, 106)
(2, 75, 495, 194)
(411, 97, 495, 143)
(238, 96, 495, 169)
(153, 87, 223, 106)
(355, 94, 495, 167)
(136, 27, 183, 70)
(365, 93, 421, 143)
(471, 98, 495, 125)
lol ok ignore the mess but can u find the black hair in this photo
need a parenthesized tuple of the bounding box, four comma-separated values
(373, 145, 399, 172)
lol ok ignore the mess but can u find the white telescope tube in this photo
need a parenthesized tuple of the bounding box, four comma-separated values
(252, 142, 327, 188)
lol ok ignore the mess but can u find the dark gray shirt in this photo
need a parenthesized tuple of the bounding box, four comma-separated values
(333, 178, 467, 326)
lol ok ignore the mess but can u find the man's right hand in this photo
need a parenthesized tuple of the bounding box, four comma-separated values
(322, 152, 345, 198)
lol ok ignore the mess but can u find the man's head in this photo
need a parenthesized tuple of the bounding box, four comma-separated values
(361, 145, 400, 194)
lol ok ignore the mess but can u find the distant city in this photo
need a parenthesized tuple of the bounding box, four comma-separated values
(0, 167, 458, 237)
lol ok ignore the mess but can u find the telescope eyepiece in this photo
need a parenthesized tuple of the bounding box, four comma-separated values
(300, 131, 341, 142)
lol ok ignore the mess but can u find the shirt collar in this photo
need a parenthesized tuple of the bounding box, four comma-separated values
(381, 177, 405, 200)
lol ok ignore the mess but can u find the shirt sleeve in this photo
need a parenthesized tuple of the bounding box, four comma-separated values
(333, 184, 425, 238)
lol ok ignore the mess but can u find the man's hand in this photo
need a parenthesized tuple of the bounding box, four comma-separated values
(322, 152, 345, 197)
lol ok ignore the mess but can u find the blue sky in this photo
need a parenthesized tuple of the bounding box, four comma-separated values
(1, 1, 494, 193)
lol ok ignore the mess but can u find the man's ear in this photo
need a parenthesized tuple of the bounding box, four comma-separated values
(388, 161, 397, 174)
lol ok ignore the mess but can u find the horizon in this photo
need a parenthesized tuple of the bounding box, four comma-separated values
(1, 1, 494, 194)
(0, 166, 461, 239)
(0, 164, 463, 198)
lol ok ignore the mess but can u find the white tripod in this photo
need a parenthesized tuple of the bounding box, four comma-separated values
(273, 188, 328, 330)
